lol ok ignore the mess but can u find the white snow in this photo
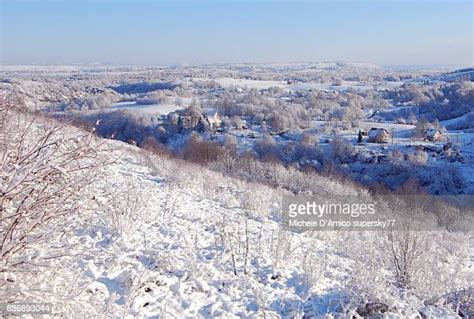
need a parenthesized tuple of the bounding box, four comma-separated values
(2, 63, 473, 317)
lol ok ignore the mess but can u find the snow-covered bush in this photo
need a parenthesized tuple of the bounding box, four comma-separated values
(341, 194, 472, 316)
(106, 192, 149, 238)
(0, 99, 104, 304)
(408, 149, 428, 164)
(330, 135, 356, 164)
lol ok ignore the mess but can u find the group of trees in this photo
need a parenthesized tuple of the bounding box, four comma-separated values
(83, 102, 467, 195)
(75, 110, 165, 145)
(25, 67, 470, 198)
(213, 89, 310, 131)
(211, 85, 391, 133)
(110, 81, 178, 94)
(58, 90, 121, 111)
(384, 81, 474, 121)
(300, 89, 389, 120)
(134, 89, 172, 105)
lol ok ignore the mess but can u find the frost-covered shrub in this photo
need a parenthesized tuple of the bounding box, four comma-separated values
(330, 135, 355, 164)
(0, 101, 105, 307)
(418, 165, 466, 195)
(254, 135, 282, 160)
(106, 193, 149, 238)
(408, 149, 428, 165)
(345, 228, 471, 315)
(349, 161, 466, 195)
(388, 150, 404, 164)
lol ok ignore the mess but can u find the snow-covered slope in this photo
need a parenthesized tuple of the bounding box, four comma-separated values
(14, 139, 463, 318)
(16, 140, 359, 317)
(436, 68, 474, 82)
(2, 114, 472, 318)
(441, 111, 474, 131)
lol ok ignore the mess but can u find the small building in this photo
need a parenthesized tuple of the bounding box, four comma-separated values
(425, 128, 444, 142)
(368, 128, 391, 143)
(205, 110, 222, 129)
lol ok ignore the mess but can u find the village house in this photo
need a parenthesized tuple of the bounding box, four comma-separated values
(205, 110, 222, 129)
(368, 128, 391, 143)
(424, 128, 445, 142)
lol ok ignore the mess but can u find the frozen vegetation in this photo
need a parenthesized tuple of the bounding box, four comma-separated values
(2, 63, 472, 195)
(1, 63, 473, 317)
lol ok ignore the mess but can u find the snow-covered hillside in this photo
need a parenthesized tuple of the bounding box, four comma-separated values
(2, 108, 472, 318)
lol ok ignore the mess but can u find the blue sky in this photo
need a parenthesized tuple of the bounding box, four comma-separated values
(1, 0, 472, 66)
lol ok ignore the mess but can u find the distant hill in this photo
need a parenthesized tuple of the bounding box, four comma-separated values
(434, 68, 474, 82)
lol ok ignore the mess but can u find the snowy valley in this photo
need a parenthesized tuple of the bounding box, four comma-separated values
(1, 63, 473, 318)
